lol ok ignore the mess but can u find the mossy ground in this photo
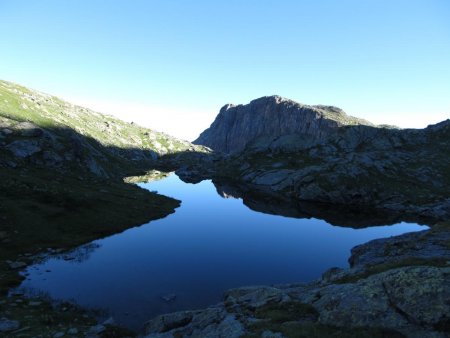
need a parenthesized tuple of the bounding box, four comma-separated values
(335, 257, 449, 284)
(1, 295, 135, 337)
(244, 323, 405, 338)
(242, 301, 405, 338)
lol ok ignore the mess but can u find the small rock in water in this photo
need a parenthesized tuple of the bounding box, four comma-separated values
(53, 332, 65, 338)
(0, 318, 20, 332)
(102, 317, 115, 325)
(161, 293, 177, 302)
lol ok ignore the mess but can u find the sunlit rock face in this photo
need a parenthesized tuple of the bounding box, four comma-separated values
(194, 95, 374, 153)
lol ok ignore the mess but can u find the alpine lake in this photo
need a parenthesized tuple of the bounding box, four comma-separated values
(16, 173, 428, 331)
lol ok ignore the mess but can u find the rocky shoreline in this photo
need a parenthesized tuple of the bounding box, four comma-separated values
(143, 223, 450, 338)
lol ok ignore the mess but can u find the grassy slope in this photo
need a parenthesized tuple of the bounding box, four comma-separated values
(0, 80, 202, 154)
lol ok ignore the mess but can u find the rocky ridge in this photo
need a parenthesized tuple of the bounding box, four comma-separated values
(192, 96, 450, 221)
(217, 119, 450, 221)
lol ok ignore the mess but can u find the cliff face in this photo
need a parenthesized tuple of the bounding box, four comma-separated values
(194, 96, 374, 153)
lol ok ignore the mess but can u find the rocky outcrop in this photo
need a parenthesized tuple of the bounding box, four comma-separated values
(144, 227, 450, 337)
(194, 96, 374, 153)
(5, 139, 42, 158)
(348, 228, 450, 272)
(144, 308, 245, 338)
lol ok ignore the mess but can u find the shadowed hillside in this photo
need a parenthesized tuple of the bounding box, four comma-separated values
(0, 81, 213, 336)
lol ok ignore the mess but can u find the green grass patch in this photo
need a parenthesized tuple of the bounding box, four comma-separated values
(253, 301, 318, 324)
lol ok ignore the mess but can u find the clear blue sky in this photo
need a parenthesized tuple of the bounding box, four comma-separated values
(1, 0, 449, 140)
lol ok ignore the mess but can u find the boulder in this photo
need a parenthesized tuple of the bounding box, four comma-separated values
(6, 140, 41, 158)
(1, 128, 13, 135)
(145, 311, 193, 334)
(15, 121, 44, 137)
(42, 150, 63, 167)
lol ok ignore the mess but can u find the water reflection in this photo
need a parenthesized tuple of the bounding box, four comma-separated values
(213, 180, 431, 228)
(58, 243, 101, 263)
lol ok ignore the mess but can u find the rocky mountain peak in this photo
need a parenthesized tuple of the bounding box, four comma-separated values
(194, 96, 374, 153)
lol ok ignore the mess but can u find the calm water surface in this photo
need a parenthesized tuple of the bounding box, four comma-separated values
(19, 174, 428, 330)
